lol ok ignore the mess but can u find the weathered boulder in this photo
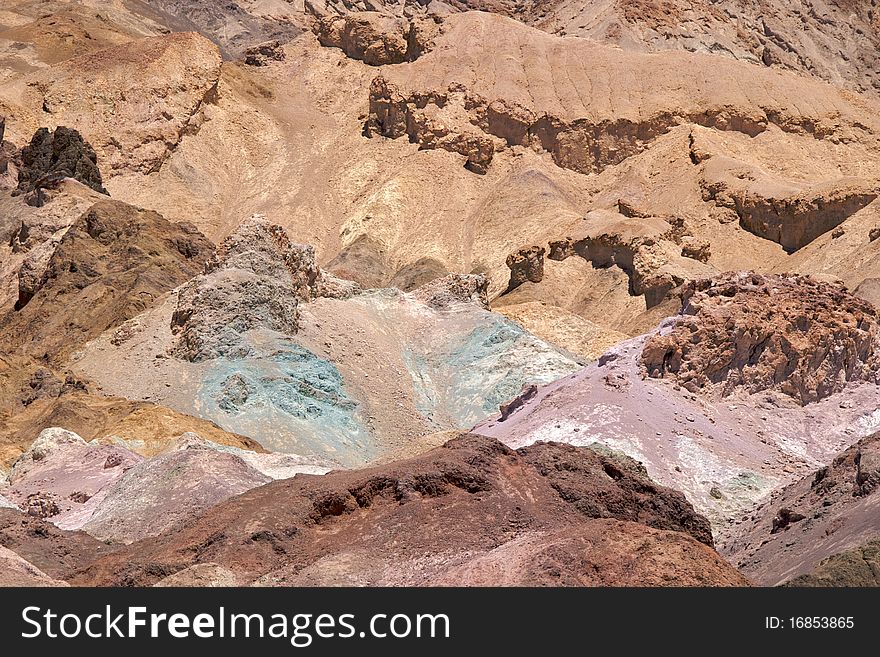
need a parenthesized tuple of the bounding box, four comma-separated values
(410, 273, 489, 309)
(316, 13, 410, 65)
(367, 76, 496, 174)
(244, 40, 286, 66)
(680, 237, 711, 263)
(315, 12, 439, 65)
(171, 271, 300, 362)
(206, 214, 320, 300)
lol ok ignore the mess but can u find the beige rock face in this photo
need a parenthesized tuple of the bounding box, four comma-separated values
(700, 155, 879, 252)
(315, 12, 412, 65)
(25, 32, 222, 175)
(495, 301, 627, 361)
(20, 7, 866, 349)
(367, 76, 497, 174)
(368, 12, 880, 176)
(548, 210, 716, 309)
(642, 272, 880, 404)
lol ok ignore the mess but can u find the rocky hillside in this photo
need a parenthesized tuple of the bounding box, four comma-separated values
(0, 426, 328, 540)
(65, 434, 744, 586)
(130, 0, 302, 58)
(71, 216, 580, 467)
(2, 0, 880, 587)
(476, 274, 880, 531)
(0, 198, 213, 361)
(721, 431, 880, 585)
(0, 194, 220, 470)
(529, 1, 880, 97)
(7, 4, 878, 343)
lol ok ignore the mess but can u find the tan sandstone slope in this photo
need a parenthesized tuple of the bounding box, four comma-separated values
(2, 9, 879, 348)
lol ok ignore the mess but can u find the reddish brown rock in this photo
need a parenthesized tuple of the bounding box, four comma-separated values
(680, 238, 711, 263)
(0, 198, 213, 361)
(69, 435, 742, 587)
(0, 545, 68, 586)
(0, 509, 115, 581)
(642, 272, 880, 404)
(429, 520, 747, 587)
